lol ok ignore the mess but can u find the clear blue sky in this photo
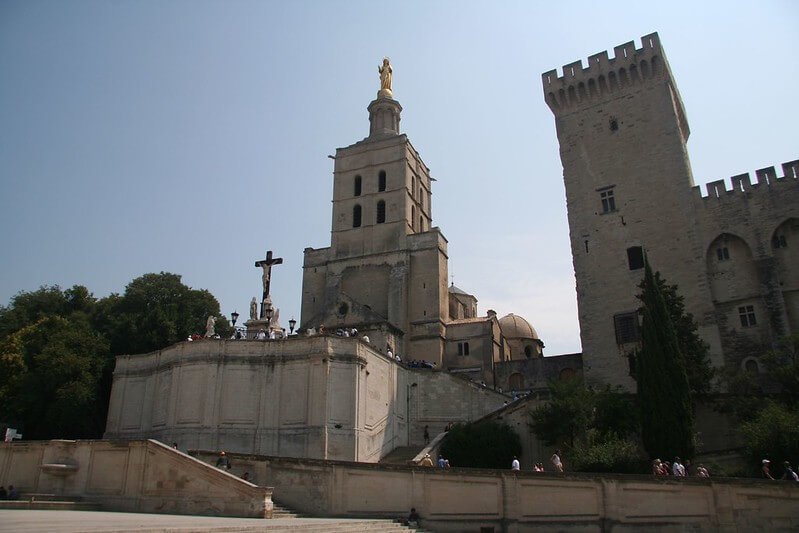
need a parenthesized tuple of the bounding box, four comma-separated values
(1, 1, 797, 355)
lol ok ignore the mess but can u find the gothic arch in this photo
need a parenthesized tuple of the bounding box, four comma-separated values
(608, 71, 618, 92)
(619, 68, 629, 87)
(706, 233, 759, 303)
(598, 75, 608, 94)
(651, 56, 661, 76)
(640, 59, 650, 79)
(588, 78, 598, 97)
(629, 64, 640, 84)
(771, 218, 799, 332)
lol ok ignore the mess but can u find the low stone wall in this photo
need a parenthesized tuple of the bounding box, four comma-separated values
(194, 451, 799, 531)
(0, 439, 272, 518)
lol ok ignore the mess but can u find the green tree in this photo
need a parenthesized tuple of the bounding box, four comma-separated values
(0, 285, 95, 338)
(0, 315, 110, 439)
(739, 401, 799, 476)
(636, 261, 695, 459)
(98, 272, 225, 355)
(440, 420, 522, 469)
(640, 272, 714, 396)
(530, 379, 640, 472)
(530, 378, 594, 448)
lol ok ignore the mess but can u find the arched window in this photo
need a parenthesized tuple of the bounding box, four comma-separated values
(419, 216, 424, 231)
(524, 346, 532, 358)
(419, 187, 423, 208)
(651, 56, 661, 76)
(640, 59, 650, 79)
(352, 204, 362, 228)
(376, 200, 386, 223)
(354, 175, 362, 197)
(568, 85, 577, 104)
(378, 170, 386, 192)
(744, 358, 760, 376)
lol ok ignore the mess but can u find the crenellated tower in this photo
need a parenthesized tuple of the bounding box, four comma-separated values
(543, 33, 722, 389)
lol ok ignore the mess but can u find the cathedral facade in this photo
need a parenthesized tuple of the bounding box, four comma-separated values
(542, 32, 799, 389)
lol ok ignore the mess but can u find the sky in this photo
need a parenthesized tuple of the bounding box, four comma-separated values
(1, 1, 797, 355)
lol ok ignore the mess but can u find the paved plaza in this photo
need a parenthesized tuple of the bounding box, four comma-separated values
(0, 510, 411, 532)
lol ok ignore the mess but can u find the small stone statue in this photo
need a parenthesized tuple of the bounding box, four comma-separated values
(205, 315, 216, 337)
(250, 297, 258, 320)
(379, 57, 393, 96)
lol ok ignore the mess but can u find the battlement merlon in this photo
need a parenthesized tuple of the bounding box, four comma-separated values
(541, 32, 687, 122)
(692, 159, 799, 200)
(542, 33, 662, 88)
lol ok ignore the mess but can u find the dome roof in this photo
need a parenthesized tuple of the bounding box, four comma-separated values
(499, 313, 539, 340)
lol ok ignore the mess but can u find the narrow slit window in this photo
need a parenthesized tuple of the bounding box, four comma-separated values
(376, 200, 386, 223)
(378, 170, 386, 192)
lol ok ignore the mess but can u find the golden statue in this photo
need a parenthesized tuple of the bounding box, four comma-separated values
(378, 57, 393, 97)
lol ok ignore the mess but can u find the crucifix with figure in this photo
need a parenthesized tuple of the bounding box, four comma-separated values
(255, 250, 282, 319)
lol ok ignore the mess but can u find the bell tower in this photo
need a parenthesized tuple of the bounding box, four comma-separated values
(302, 59, 448, 363)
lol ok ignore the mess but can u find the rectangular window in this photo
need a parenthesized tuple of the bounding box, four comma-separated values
(627, 246, 644, 270)
(773, 234, 787, 249)
(614, 312, 640, 344)
(600, 189, 616, 213)
(457, 342, 470, 356)
(738, 305, 757, 327)
(716, 247, 730, 261)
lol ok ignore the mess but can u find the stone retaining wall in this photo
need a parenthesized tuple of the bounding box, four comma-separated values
(195, 451, 799, 531)
(0, 439, 272, 518)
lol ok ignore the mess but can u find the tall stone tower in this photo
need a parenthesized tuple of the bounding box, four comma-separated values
(301, 60, 449, 362)
(542, 33, 722, 389)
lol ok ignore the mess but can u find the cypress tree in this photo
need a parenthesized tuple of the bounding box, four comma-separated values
(636, 260, 695, 459)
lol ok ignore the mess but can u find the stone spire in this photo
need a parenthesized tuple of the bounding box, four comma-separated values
(368, 58, 402, 138)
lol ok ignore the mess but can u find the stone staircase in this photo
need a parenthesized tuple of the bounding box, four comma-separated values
(0, 493, 102, 511)
(271, 499, 431, 531)
(378, 446, 425, 465)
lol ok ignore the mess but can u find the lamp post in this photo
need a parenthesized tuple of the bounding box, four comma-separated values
(289, 317, 297, 335)
(231, 311, 239, 339)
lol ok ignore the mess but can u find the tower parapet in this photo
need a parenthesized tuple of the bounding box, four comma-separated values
(693, 159, 799, 201)
(542, 32, 673, 116)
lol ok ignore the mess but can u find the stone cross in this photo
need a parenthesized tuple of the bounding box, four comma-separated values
(255, 250, 282, 318)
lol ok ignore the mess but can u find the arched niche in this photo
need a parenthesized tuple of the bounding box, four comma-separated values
(706, 233, 759, 303)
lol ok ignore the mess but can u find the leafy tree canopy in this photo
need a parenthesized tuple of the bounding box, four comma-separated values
(530, 378, 640, 472)
(0, 274, 228, 440)
(99, 272, 228, 355)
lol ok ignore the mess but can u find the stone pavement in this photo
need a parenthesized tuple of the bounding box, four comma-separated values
(0, 510, 423, 532)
